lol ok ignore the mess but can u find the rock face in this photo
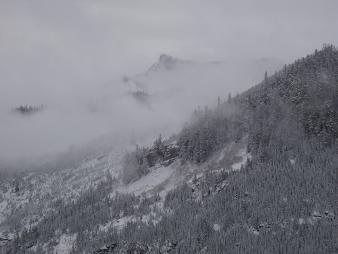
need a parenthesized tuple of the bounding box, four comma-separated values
(146, 54, 187, 74)
(122, 54, 188, 107)
(129, 90, 150, 105)
(146, 143, 180, 167)
(121, 138, 180, 184)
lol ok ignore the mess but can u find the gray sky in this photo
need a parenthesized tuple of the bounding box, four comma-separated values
(1, 0, 337, 72)
(0, 0, 337, 162)
(1, 0, 337, 109)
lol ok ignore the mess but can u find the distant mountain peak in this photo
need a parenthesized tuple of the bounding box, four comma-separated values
(147, 54, 187, 74)
(158, 54, 176, 63)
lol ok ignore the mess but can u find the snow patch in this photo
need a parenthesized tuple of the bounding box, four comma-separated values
(298, 218, 305, 225)
(112, 216, 134, 231)
(100, 210, 163, 233)
(248, 226, 259, 236)
(217, 145, 231, 162)
(111, 212, 161, 232)
(99, 221, 113, 233)
(231, 148, 251, 170)
(213, 224, 221, 232)
(116, 165, 175, 196)
(53, 233, 77, 254)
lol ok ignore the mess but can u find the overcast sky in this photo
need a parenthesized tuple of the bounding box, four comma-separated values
(1, 0, 337, 75)
(1, 0, 338, 111)
(0, 0, 338, 162)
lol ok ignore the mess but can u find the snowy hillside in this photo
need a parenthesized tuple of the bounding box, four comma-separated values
(0, 133, 250, 253)
(1, 46, 337, 254)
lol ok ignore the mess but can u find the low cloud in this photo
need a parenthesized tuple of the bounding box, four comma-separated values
(0, 0, 337, 168)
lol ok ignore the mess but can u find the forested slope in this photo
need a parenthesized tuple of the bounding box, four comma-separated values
(3, 46, 337, 254)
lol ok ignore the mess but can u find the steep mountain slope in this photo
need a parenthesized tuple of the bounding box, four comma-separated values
(1, 46, 337, 254)
(91, 45, 337, 253)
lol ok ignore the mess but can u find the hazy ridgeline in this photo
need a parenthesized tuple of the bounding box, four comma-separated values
(1, 0, 336, 171)
(0, 54, 282, 173)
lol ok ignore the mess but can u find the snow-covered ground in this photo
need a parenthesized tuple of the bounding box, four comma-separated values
(0, 150, 122, 237)
(0, 134, 252, 253)
(231, 147, 252, 170)
(214, 135, 251, 171)
(115, 164, 176, 196)
(53, 233, 77, 254)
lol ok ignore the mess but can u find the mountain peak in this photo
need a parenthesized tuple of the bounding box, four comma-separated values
(147, 54, 186, 74)
(158, 54, 176, 63)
